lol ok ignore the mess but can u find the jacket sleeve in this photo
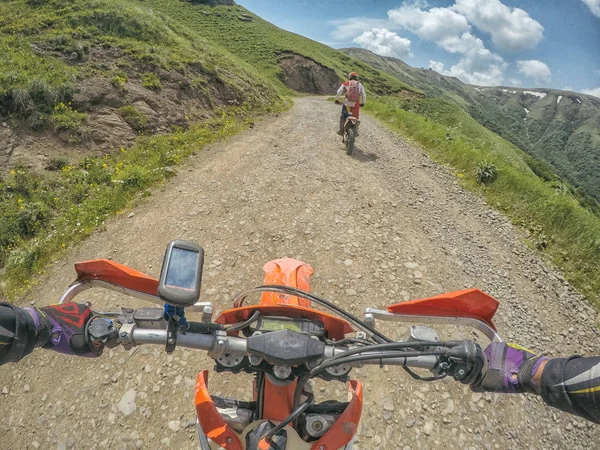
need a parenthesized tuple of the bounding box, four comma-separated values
(0, 303, 39, 365)
(539, 356, 600, 423)
(359, 83, 366, 104)
(335, 84, 346, 101)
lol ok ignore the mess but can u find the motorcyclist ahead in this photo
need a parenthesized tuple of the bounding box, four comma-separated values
(1, 302, 599, 424)
(335, 71, 366, 136)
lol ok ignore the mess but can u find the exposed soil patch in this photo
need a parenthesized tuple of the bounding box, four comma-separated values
(279, 53, 340, 94)
(0, 46, 256, 173)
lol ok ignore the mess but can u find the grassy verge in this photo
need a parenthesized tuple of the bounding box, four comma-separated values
(0, 101, 287, 300)
(367, 96, 600, 304)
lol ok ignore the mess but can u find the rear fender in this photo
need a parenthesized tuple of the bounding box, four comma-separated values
(344, 117, 358, 128)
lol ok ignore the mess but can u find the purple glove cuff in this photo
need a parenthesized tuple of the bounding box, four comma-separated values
(25, 305, 95, 357)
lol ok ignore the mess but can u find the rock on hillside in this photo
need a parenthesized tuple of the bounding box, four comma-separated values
(340, 47, 600, 202)
(279, 53, 341, 94)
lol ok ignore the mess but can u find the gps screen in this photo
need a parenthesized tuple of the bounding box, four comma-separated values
(165, 247, 199, 290)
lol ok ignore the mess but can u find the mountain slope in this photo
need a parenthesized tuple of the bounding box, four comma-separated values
(143, 0, 421, 97)
(341, 48, 600, 202)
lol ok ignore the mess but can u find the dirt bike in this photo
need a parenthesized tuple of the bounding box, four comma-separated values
(336, 103, 360, 156)
(60, 240, 501, 449)
(342, 113, 359, 156)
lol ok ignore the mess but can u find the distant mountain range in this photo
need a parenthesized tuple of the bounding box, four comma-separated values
(341, 48, 600, 202)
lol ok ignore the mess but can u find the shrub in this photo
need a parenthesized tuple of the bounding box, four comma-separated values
(46, 155, 70, 171)
(110, 70, 128, 88)
(118, 105, 148, 131)
(141, 72, 161, 90)
(51, 102, 88, 138)
(18, 202, 49, 238)
(475, 161, 498, 185)
(28, 79, 58, 113)
(10, 88, 35, 115)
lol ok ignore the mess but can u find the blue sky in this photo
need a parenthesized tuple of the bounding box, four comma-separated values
(237, 0, 600, 95)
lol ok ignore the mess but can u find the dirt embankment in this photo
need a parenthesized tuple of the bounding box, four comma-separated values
(0, 46, 252, 173)
(279, 53, 340, 94)
(0, 98, 598, 450)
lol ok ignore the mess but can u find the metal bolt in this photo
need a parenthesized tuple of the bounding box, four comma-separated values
(456, 369, 466, 378)
(119, 332, 128, 338)
(227, 437, 233, 444)
(249, 356, 261, 365)
(273, 365, 292, 380)
(306, 360, 318, 369)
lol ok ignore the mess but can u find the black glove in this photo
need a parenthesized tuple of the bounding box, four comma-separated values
(360, 103, 365, 107)
(26, 303, 101, 357)
(334, 100, 341, 105)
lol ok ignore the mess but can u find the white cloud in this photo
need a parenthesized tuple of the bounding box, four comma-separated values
(429, 60, 445, 73)
(583, 0, 600, 18)
(581, 87, 600, 98)
(332, 0, 546, 86)
(388, 3, 470, 41)
(330, 18, 391, 41)
(429, 51, 506, 86)
(354, 28, 413, 58)
(517, 60, 552, 83)
(429, 32, 507, 86)
(453, 0, 544, 51)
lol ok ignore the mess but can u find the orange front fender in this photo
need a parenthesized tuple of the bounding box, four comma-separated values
(259, 258, 314, 307)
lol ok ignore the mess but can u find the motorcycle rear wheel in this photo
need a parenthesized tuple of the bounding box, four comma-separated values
(345, 127, 355, 156)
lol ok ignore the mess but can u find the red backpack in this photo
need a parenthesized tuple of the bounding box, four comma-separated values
(345, 80, 360, 102)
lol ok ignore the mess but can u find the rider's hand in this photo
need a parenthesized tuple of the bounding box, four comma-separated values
(334, 99, 341, 105)
(26, 303, 101, 357)
(474, 342, 549, 393)
(360, 103, 365, 107)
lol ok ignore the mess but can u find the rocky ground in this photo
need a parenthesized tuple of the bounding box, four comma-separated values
(1, 97, 598, 449)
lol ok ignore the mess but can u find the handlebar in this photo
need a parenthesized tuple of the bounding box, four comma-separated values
(92, 312, 481, 381)
(127, 326, 441, 370)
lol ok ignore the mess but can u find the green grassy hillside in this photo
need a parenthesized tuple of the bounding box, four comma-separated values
(341, 48, 600, 203)
(0, 0, 287, 298)
(0, 0, 282, 120)
(366, 97, 600, 301)
(143, 0, 419, 96)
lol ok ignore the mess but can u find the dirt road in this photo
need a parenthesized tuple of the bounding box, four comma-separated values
(1, 97, 598, 449)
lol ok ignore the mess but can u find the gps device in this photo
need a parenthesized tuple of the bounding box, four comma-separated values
(158, 240, 204, 307)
